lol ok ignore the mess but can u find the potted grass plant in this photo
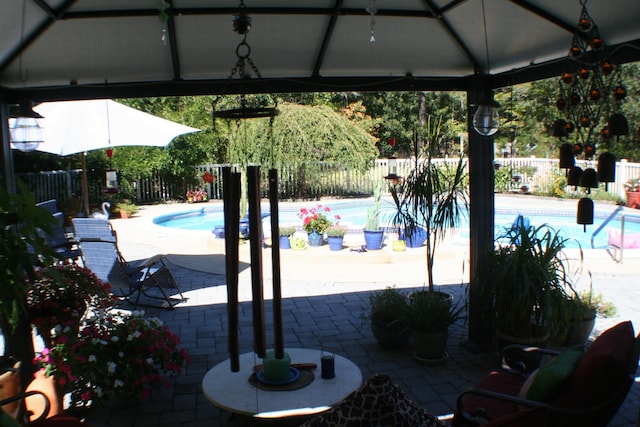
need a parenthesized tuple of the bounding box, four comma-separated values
(363, 181, 384, 250)
(278, 226, 296, 250)
(477, 215, 576, 347)
(326, 223, 347, 251)
(404, 290, 462, 363)
(366, 287, 410, 349)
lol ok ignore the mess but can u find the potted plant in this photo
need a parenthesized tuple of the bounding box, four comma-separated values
(402, 120, 468, 290)
(278, 226, 296, 250)
(366, 287, 410, 349)
(623, 178, 640, 208)
(477, 215, 574, 347)
(0, 184, 59, 389)
(386, 178, 419, 251)
(563, 290, 616, 345)
(26, 264, 114, 348)
(113, 201, 139, 219)
(364, 181, 384, 250)
(326, 218, 347, 251)
(298, 205, 332, 247)
(404, 290, 462, 363)
(35, 309, 190, 407)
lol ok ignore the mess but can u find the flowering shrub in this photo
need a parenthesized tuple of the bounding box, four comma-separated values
(35, 310, 190, 403)
(186, 190, 208, 202)
(27, 265, 114, 345)
(298, 205, 333, 234)
(624, 179, 640, 192)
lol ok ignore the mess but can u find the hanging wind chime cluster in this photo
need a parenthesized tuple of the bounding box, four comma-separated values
(553, 0, 629, 231)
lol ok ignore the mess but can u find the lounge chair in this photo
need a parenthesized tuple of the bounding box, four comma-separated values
(34, 200, 79, 263)
(453, 321, 640, 427)
(72, 218, 183, 309)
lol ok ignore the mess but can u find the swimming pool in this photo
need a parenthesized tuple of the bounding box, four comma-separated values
(153, 200, 640, 249)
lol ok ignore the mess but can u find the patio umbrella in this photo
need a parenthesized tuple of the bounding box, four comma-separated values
(11, 99, 200, 216)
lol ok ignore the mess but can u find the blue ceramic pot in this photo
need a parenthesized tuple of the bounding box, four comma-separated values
(279, 235, 291, 249)
(307, 231, 323, 247)
(328, 236, 344, 251)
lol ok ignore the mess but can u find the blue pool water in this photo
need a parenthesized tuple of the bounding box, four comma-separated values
(153, 201, 640, 249)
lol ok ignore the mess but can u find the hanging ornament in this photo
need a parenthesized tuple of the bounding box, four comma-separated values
(577, 197, 594, 232)
(584, 144, 596, 159)
(597, 152, 616, 190)
(579, 167, 598, 193)
(568, 166, 583, 189)
(559, 143, 575, 169)
(573, 143, 584, 155)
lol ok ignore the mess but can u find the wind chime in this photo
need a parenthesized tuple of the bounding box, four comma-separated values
(553, 0, 628, 231)
(214, 0, 287, 378)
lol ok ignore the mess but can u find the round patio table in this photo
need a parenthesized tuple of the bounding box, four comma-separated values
(202, 348, 362, 418)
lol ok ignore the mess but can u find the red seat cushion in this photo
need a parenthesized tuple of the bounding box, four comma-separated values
(460, 371, 524, 421)
(558, 321, 635, 409)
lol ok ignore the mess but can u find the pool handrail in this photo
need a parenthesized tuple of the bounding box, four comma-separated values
(590, 205, 624, 249)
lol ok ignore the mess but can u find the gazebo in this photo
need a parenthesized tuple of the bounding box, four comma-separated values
(1, 0, 640, 349)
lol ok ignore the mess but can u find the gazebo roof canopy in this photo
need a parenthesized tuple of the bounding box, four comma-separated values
(1, 0, 640, 102)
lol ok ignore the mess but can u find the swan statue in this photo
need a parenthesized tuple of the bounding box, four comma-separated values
(91, 202, 111, 219)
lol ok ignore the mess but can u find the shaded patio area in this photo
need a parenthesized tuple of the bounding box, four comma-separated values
(81, 199, 640, 426)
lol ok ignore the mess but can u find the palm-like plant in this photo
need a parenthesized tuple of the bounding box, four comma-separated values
(394, 117, 468, 291)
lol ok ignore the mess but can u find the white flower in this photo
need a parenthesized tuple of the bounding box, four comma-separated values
(127, 334, 134, 342)
(107, 362, 117, 373)
(95, 386, 103, 397)
(146, 357, 154, 365)
(114, 379, 124, 388)
(111, 336, 119, 343)
(89, 355, 97, 362)
(133, 330, 141, 338)
(118, 351, 124, 358)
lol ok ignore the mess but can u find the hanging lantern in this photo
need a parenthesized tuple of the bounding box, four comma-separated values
(561, 72, 574, 84)
(570, 93, 581, 106)
(600, 127, 610, 140)
(588, 88, 601, 101)
(567, 166, 583, 189)
(573, 143, 583, 155)
(559, 143, 575, 169)
(579, 167, 598, 193)
(472, 91, 500, 137)
(106, 148, 114, 158)
(577, 197, 594, 232)
(597, 152, 616, 190)
(578, 68, 590, 79)
(555, 98, 567, 110)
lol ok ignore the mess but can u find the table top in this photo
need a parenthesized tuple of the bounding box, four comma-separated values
(202, 348, 362, 418)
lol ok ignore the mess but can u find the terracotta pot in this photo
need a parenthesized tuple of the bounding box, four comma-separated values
(626, 191, 640, 209)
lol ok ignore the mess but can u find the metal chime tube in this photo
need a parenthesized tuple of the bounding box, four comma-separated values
(247, 166, 267, 358)
(268, 169, 285, 359)
(222, 167, 241, 372)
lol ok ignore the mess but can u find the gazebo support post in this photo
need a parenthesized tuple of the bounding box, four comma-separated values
(465, 83, 496, 352)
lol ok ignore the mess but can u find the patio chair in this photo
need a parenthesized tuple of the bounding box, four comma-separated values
(72, 219, 183, 309)
(0, 390, 86, 426)
(453, 321, 640, 427)
(70, 218, 116, 243)
(33, 200, 79, 263)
